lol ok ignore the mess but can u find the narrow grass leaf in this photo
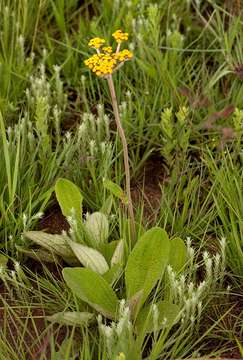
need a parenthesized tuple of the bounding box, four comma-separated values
(0, 111, 12, 201)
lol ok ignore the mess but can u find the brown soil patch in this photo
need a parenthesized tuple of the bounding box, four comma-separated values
(131, 155, 166, 223)
(38, 205, 69, 234)
(185, 358, 239, 360)
(0, 285, 67, 359)
(199, 292, 243, 360)
(38, 155, 167, 233)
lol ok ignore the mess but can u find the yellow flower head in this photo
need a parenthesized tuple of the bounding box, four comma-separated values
(114, 49, 133, 62)
(116, 353, 126, 360)
(102, 46, 113, 54)
(85, 30, 132, 77)
(112, 29, 129, 43)
(84, 53, 117, 76)
(88, 37, 105, 49)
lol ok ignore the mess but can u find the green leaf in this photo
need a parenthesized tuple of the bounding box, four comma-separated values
(46, 311, 94, 326)
(67, 240, 109, 274)
(169, 237, 187, 273)
(24, 231, 74, 259)
(100, 241, 119, 264)
(236, 337, 243, 357)
(0, 254, 8, 268)
(135, 58, 157, 79)
(102, 263, 122, 285)
(103, 179, 128, 204)
(55, 178, 83, 219)
(135, 301, 181, 333)
(111, 239, 124, 266)
(125, 227, 170, 315)
(100, 195, 113, 215)
(127, 290, 144, 318)
(63, 268, 119, 319)
(16, 246, 59, 263)
(85, 212, 109, 247)
(54, 337, 79, 360)
(0, 111, 12, 203)
(208, 63, 231, 89)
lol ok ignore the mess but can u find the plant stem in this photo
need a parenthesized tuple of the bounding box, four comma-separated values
(107, 74, 136, 243)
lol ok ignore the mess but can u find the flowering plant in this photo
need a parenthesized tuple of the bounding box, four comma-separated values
(84, 30, 135, 242)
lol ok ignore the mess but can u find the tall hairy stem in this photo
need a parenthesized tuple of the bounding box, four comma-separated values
(107, 74, 136, 243)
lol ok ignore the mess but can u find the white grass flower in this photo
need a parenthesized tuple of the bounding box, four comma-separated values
(22, 213, 28, 228)
(152, 303, 159, 333)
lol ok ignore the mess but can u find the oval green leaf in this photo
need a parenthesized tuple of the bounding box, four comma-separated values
(67, 240, 109, 274)
(135, 301, 181, 333)
(103, 179, 128, 204)
(24, 231, 74, 258)
(46, 311, 94, 327)
(102, 263, 122, 286)
(169, 237, 187, 274)
(125, 227, 171, 314)
(100, 240, 119, 264)
(111, 239, 124, 266)
(63, 267, 119, 319)
(85, 212, 109, 247)
(55, 178, 83, 219)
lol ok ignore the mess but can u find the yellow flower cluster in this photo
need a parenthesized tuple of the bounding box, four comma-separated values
(112, 29, 129, 43)
(88, 37, 105, 49)
(84, 31, 133, 77)
(84, 53, 117, 76)
(114, 49, 133, 62)
(102, 46, 113, 54)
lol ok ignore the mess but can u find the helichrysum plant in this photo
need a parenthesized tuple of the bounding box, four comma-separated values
(84, 30, 135, 242)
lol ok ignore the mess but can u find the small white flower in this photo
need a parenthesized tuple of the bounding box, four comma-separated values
(81, 75, 86, 84)
(53, 64, 61, 73)
(23, 213, 28, 228)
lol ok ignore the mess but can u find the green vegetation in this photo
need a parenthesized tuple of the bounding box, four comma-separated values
(0, 0, 242, 359)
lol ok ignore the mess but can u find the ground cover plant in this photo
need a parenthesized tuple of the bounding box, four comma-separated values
(0, 0, 243, 359)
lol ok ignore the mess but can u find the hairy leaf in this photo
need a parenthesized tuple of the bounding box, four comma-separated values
(55, 178, 83, 219)
(85, 212, 109, 247)
(125, 227, 170, 315)
(63, 268, 119, 319)
(136, 301, 181, 333)
(169, 237, 187, 273)
(67, 240, 109, 274)
(47, 311, 94, 326)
